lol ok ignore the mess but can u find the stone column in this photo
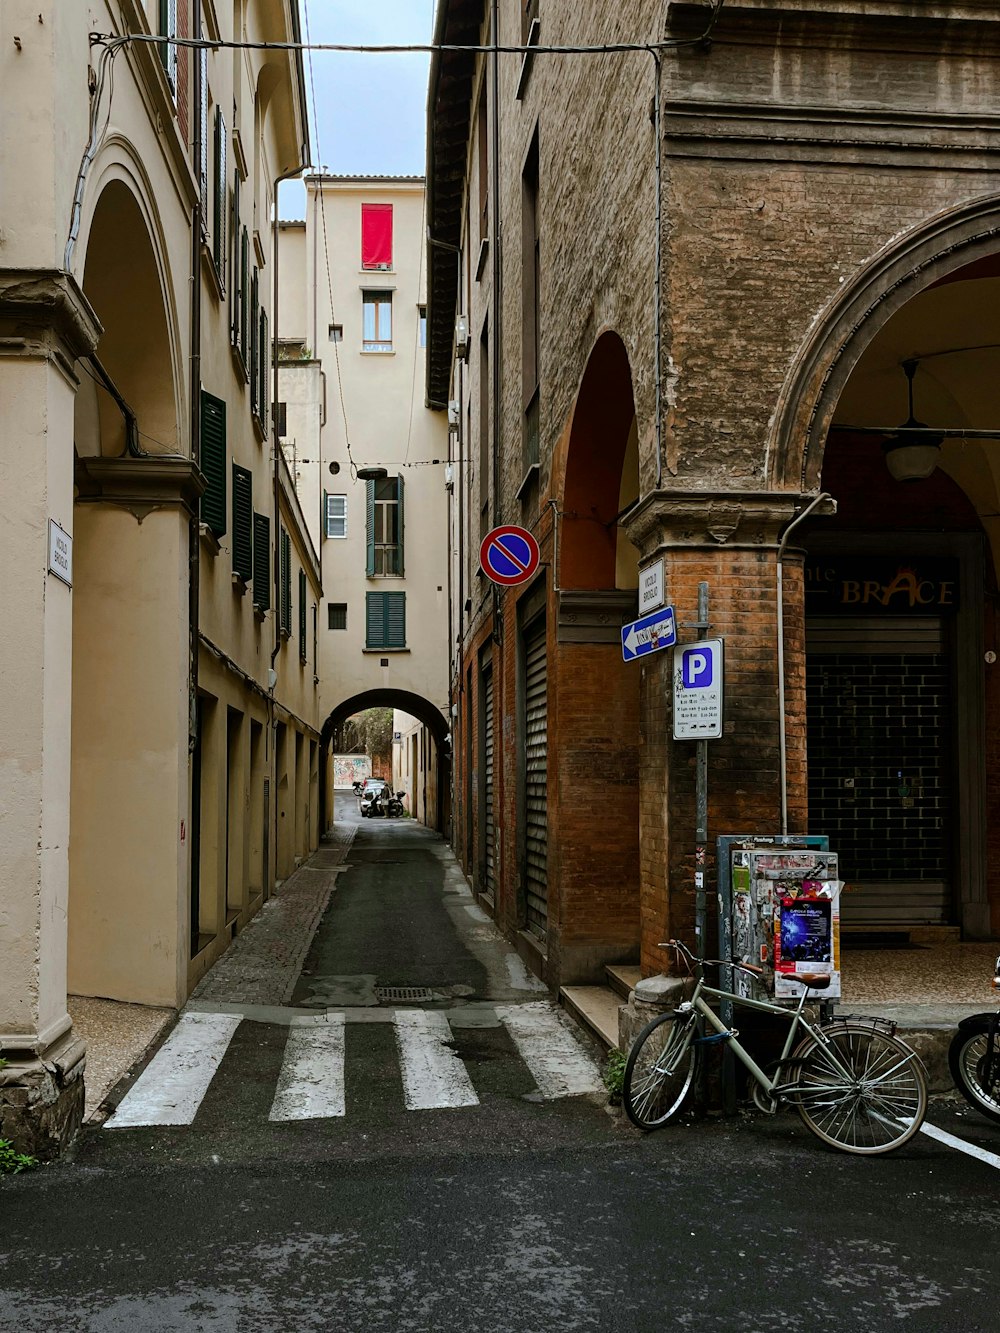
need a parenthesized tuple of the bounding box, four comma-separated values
(622, 489, 814, 984)
(0, 271, 101, 1157)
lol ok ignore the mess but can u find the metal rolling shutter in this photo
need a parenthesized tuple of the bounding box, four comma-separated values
(483, 667, 496, 897)
(524, 619, 548, 940)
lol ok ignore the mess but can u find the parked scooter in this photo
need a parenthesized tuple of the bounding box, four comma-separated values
(949, 955, 1000, 1123)
(387, 791, 405, 818)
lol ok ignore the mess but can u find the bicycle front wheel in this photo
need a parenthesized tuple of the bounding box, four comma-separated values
(622, 1012, 698, 1131)
(949, 1026, 1000, 1125)
(792, 1022, 927, 1155)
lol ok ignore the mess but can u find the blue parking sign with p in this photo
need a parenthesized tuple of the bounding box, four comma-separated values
(682, 648, 714, 689)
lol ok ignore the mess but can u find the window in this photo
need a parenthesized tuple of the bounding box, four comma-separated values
(159, 0, 178, 92)
(361, 203, 393, 270)
(366, 592, 406, 649)
(252, 512, 270, 611)
(328, 603, 347, 631)
(258, 304, 270, 427)
(231, 463, 252, 581)
(250, 266, 260, 412)
(418, 306, 427, 349)
(325, 493, 347, 539)
(230, 176, 242, 347)
(329, 323, 343, 342)
(522, 130, 540, 470)
(200, 391, 227, 538)
(362, 291, 393, 352)
(298, 569, 308, 661)
(275, 401, 287, 437)
(477, 79, 488, 248)
(366, 475, 404, 577)
(479, 319, 490, 541)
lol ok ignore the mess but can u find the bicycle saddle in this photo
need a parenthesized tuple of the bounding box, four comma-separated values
(787, 973, 831, 990)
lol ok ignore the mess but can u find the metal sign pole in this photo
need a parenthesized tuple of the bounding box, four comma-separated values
(694, 582, 709, 957)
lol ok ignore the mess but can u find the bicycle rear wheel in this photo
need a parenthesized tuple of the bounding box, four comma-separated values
(791, 1022, 927, 1155)
(622, 1012, 697, 1130)
(949, 1025, 1000, 1125)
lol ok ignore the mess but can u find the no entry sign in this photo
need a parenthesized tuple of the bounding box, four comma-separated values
(479, 525, 540, 587)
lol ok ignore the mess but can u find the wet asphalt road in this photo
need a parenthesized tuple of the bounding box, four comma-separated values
(3, 803, 1000, 1331)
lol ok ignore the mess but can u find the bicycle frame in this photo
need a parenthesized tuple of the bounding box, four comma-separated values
(679, 976, 848, 1099)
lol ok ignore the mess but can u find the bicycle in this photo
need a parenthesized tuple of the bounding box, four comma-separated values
(623, 939, 928, 1155)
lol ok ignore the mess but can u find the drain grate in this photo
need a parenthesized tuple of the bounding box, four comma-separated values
(376, 986, 434, 1003)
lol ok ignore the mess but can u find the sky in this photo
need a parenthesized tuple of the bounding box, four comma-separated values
(279, 0, 437, 219)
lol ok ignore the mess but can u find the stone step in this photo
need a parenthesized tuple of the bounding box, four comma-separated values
(605, 963, 641, 1001)
(559, 985, 621, 1050)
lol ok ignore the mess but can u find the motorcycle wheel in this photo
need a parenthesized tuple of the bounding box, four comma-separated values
(949, 1023, 1000, 1124)
(388, 800, 403, 818)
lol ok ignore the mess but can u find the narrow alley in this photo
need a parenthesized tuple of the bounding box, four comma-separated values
(77, 796, 610, 1166)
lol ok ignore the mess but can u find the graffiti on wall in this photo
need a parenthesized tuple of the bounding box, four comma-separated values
(333, 754, 372, 789)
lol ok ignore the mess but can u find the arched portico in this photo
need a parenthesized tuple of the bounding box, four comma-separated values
(771, 204, 1000, 941)
(544, 330, 642, 986)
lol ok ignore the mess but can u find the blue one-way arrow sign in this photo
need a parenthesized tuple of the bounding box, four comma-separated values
(621, 605, 677, 662)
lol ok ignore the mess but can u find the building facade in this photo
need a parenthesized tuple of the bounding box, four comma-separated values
(428, 0, 1000, 1003)
(0, 0, 314, 1155)
(277, 177, 451, 829)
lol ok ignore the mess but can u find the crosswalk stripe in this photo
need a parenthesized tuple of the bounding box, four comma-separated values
(393, 1009, 479, 1111)
(269, 1014, 346, 1121)
(496, 1002, 603, 1099)
(104, 1011, 242, 1128)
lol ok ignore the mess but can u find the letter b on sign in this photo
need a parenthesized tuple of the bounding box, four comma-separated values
(683, 649, 713, 689)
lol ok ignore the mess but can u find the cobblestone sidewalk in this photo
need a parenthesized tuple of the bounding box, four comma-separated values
(191, 824, 357, 1007)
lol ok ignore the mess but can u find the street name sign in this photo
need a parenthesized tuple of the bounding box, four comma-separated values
(638, 558, 665, 614)
(480, 525, 541, 587)
(48, 519, 72, 588)
(621, 605, 677, 662)
(673, 638, 724, 739)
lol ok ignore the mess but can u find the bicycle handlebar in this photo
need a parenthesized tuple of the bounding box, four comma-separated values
(659, 938, 764, 977)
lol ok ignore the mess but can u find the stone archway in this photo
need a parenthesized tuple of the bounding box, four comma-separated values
(320, 690, 451, 837)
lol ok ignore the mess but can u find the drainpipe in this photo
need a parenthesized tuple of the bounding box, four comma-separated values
(490, 0, 503, 648)
(651, 50, 663, 490)
(188, 0, 204, 753)
(776, 492, 834, 834)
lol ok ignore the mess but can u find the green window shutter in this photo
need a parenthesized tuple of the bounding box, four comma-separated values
(386, 592, 406, 648)
(365, 480, 376, 576)
(231, 464, 252, 580)
(259, 306, 270, 429)
(214, 108, 227, 286)
(395, 473, 405, 577)
(365, 592, 382, 648)
(298, 570, 307, 660)
(280, 528, 292, 636)
(199, 391, 227, 537)
(250, 267, 260, 415)
(230, 176, 240, 344)
(239, 228, 249, 360)
(252, 512, 270, 610)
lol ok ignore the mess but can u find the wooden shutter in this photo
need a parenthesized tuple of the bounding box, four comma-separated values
(159, 0, 178, 90)
(231, 463, 252, 580)
(365, 480, 376, 576)
(252, 512, 270, 610)
(230, 175, 241, 344)
(214, 108, 227, 285)
(250, 267, 260, 415)
(199, 49, 209, 226)
(523, 617, 548, 940)
(280, 528, 292, 636)
(395, 473, 405, 576)
(259, 306, 270, 428)
(298, 570, 307, 660)
(365, 592, 382, 648)
(239, 228, 249, 361)
(386, 592, 406, 648)
(199, 391, 227, 537)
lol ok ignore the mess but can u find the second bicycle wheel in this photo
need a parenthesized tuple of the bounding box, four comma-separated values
(791, 1022, 927, 1155)
(622, 1012, 697, 1130)
(949, 1026, 1000, 1125)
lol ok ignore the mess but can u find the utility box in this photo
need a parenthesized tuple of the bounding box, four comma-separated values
(731, 847, 842, 1001)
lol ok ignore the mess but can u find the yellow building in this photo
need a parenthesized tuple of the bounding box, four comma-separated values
(0, 0, 314, 1156)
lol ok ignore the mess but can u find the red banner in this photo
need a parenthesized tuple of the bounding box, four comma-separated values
(362, 204, 393, 270)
